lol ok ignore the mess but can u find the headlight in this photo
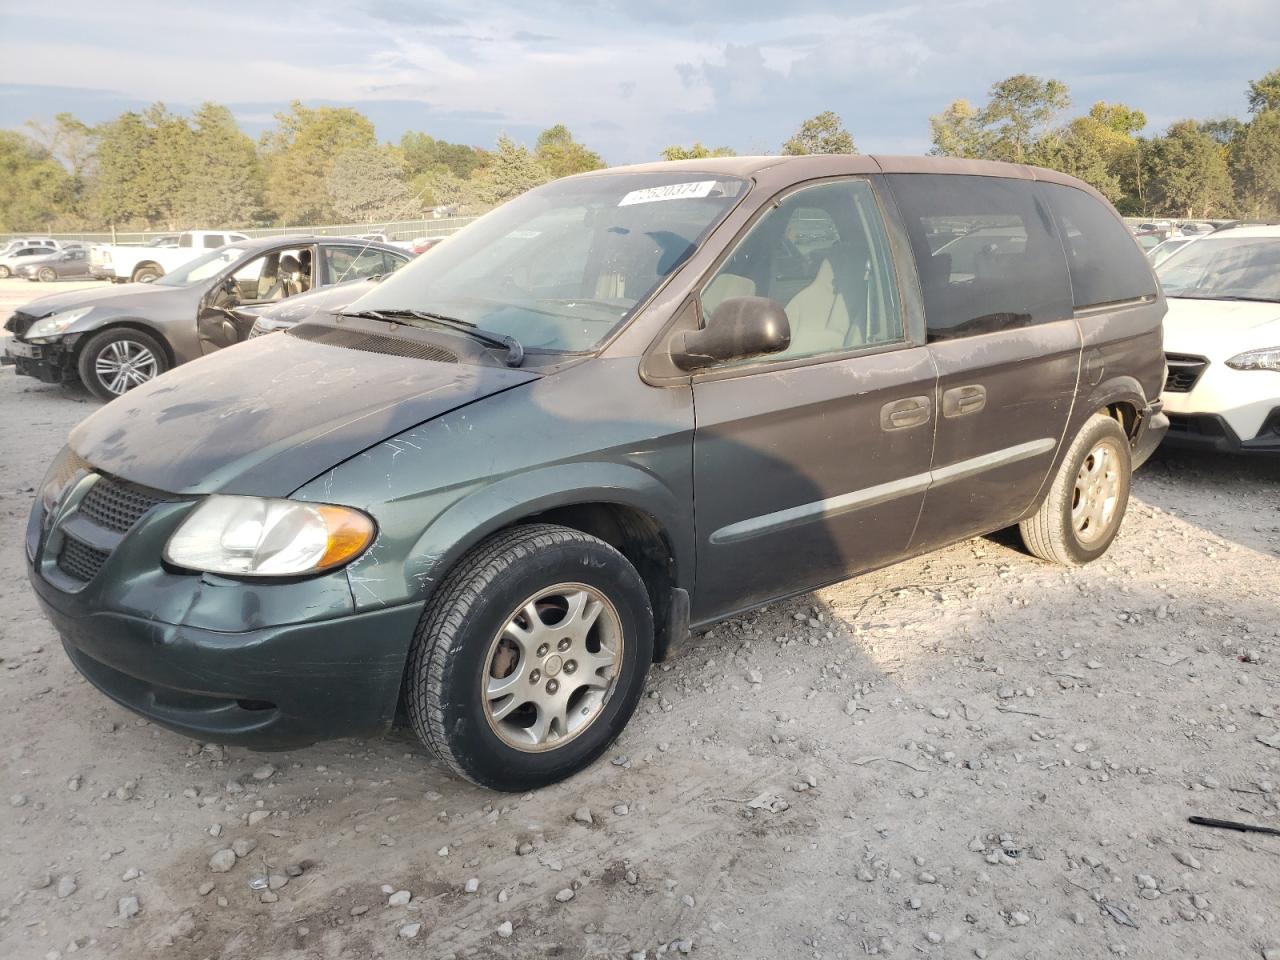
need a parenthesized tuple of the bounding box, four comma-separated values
(26, 307, 93, 342)
(38, 446, 91, 520)
(164, 496, 375, 577)
(1225, 346, 1280, 372)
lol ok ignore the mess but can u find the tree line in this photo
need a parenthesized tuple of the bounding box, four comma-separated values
(1, 102, 607, 232)
(927, 68, 1280, 219)
(1, 66, 1277, 233)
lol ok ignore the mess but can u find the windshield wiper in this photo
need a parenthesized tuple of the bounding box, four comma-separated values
(338, 308, 524, 366)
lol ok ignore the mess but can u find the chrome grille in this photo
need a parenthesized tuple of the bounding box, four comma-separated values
(78, 476, 172, 533)
(1164, 353, 1208, 393)
(57, 536, 110, 582)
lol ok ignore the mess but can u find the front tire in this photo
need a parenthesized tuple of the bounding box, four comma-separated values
(405, 524, 654, 791)
(76, 328, 169, 402)
(0, 266, 10, 279)
(1019, 413, 1131, 566)
(38, 267, 57, 282)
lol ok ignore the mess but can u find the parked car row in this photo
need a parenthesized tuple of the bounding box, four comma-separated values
(0, 239, 84, 278)
(4, 236, 411, 400)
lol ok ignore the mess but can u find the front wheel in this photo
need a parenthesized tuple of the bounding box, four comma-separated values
(76, 328, 170, 402)
(1019, 413, 1131, 566)
(38, 267, 57, 282)
(0, 266, 10, 279)
(404, 524, 654, 791)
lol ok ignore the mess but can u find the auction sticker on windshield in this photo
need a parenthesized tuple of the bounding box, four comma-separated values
(618, 181, 717, 206)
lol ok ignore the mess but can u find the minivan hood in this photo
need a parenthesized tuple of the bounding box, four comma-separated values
(69, 331, 539, 497)
(18, 281, 181, 319)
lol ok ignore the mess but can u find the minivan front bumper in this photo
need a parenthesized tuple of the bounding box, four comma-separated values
(31, 563, 423, 749)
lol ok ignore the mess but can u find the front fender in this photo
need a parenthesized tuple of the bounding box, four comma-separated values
(407, 461, 690, 597)
(292, 360, 695, 613)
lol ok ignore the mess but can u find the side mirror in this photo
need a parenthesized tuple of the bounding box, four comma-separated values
(670, 296, 790, 371)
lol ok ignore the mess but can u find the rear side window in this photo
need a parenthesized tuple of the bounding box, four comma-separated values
(887, 174, 1073, 341)
(202, 235, 225, 249)
(1038, 183, 1157, 307)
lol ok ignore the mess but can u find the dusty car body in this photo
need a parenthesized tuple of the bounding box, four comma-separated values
(3, 236, 410, 401)
(27, 155, 1167, 791)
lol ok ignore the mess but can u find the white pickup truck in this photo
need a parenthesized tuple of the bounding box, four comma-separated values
(90, 229, 250, 283)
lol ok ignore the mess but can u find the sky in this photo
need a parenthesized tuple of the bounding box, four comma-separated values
(0, 0, 1275, 164)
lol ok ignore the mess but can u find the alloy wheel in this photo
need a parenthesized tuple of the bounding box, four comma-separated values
(481, 583, 623, 752)
(94, 340, 159, 395)
(1071, 439, 1122, 544)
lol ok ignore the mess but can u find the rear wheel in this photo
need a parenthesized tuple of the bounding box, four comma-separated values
(38, 267, 57, 282)
(131, 264, 163, 283)
(1019, 413, 1131, 565)
(76, 328, 169, 402)
(404, 523, 653, 791)
(0, 265, 10, 279)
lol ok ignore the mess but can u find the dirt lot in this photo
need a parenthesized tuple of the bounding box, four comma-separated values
(1, 275, 1278, 959)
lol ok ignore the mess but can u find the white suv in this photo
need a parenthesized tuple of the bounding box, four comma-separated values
(1157, 225, 1280, 454)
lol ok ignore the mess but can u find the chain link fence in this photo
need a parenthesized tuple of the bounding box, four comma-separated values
(0, 215, 480, 246)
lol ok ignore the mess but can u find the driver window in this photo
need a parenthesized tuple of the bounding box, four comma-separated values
(700, 179, 905, 364)
(228, 248, 309, 302)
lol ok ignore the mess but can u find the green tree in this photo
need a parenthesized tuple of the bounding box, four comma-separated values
(137, 103, 195, 228)
(25, 112, 95, 220)
(0, 131, 71, 231)
(980, 74, 1070, 163)
(468, 136, 551, 205)
(399, 131, 485, 180)
(1145, 120, 1234, 218)
(1246, 67, 1280, 114)
(179, 103, 263, 227)
(534, 124, 605, 178)
(327, 145, 414, 222)
(929, 99, 985, 158)
(261, 102, 377, 223)
(660, 142, 736, 160)
(412, 167, 469, 208)
(91, 111, 156, 226)
(1037, 102, 1147, 204)
(782, 110, 856, 155)
(1234, 109, 1280, 216)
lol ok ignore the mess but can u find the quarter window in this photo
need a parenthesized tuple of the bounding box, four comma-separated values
(887, 174, 1073, 340)
(1038, 182, 1157, 307)
(325, 246, 398, 282)
(700, 179, 904, 364)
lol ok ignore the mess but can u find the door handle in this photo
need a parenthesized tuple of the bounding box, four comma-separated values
(880, 395, 932, 431)
(942, 384, 987, 418)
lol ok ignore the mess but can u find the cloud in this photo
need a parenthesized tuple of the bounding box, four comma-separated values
(0, 0, 1275, 163)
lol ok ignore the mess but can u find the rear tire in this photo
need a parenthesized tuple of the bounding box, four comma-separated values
(404, 523, 653, 791)
(76, 328, 169, 402)
(0, 266, 10, 279)
(1019, 413, 1131, 566)
(131, 264, 162, 283)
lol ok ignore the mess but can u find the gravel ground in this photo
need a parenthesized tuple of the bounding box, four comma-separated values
(2, 276, 1279, 959)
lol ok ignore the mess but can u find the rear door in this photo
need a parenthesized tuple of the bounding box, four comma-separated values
(690, 177, 936, 621)
(885, 174, 1082, 552)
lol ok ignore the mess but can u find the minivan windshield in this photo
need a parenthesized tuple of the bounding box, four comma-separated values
(348, 172, 749, 352)
(154, 246, 248, 287)
(1156, 236, 1280, 302)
